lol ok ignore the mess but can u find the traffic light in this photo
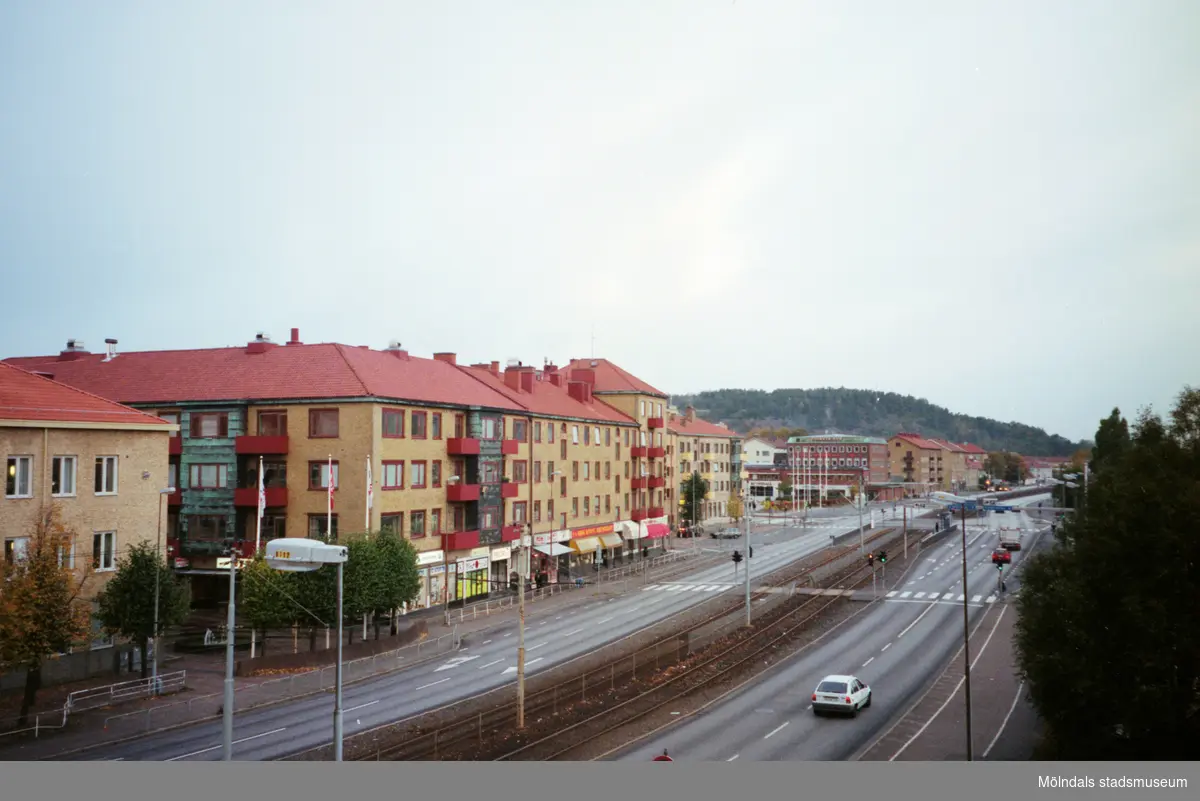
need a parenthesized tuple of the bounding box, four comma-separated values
(867, 552, 874, 567)
(879, 550, 887, 565)
(732, 550, 743, 564)
(996, 562, 1004, 572)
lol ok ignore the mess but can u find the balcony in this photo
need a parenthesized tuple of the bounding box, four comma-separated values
(647, 416, 664, 429)
(631, 446, 648, 458)
(234, 486, 288, 507)
(630, 509, 649, 522)
(501, 439, 520, 455)
(167, 489, 182, 507)
(500, 525, 523, 543)
(649, 476, 665, 488)
(169, 436, 182, 456)
(446, 483, 481, 502)
(443, 530, 481, 551)
(500, 482, 520, 499)
(631, 477, 648, 490)
(648, 506, 664, 518)
(235, 435, 289, 455)
(447, 437, 481, 455)
(648, 446, 666, 458)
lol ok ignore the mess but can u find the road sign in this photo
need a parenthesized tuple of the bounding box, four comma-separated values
(984, 505, 1015, 512)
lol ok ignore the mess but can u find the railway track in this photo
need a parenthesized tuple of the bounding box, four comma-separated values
(362, 525, 901, 761)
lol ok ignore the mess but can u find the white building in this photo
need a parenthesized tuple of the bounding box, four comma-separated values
(740, 437, 784, 467)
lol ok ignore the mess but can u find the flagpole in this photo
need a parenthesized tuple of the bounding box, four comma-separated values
(255, 455, 264, 553)
(365, 455, 372, 531)
(327, 454, 334, 542)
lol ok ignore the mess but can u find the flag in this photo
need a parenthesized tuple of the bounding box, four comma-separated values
(257, 456, 266, 521)
(366, 456, 373, 529)
(327, 456, 336, 511)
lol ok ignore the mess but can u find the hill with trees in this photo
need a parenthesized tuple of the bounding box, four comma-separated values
(669, 387, 1088, 454)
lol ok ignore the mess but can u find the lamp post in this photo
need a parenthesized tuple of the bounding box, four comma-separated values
(743, 490, 752, 626)
(221, 543, 237, 761)
(266, 538, 349, 760)
(519, 469, 562, 729)
(151, 486, 175, 695)
(959, 501, 973, 761)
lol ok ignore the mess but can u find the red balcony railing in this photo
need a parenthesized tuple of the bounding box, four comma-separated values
(631, 477, 648, 490)
(630, 508, 649, 522)
(631, 446, 648, 458)
(443, 530, 481, 551)
(648, 446, 666, 458)
(500, 482, 519, 499)
(447, 437, 481, 455)
(649, 476, 665, 488)
(500, 525, 523, 542)
(446, 483, 481, 502)
(234, 487, 288, 507)
(167, 489, 182, 506)
(648, 506, 665, 518)
(235, 435, 289, 455)
(169, 436, 182, 456)
(501, 439, 520, 455)
(647, 417, 664, 429)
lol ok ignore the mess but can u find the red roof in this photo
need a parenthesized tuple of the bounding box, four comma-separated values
(0, 362, 173, 427)
(565, 358, 667, 397)
(928, 438, 969, 453)
(668, 413, 736, 438)
(956, 442, 987, 455)
(457, 366, 637, 425)
(3, 344, 528, 410)
(891, 432, 944, 450)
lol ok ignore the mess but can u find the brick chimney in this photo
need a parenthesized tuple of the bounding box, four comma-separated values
(246, 332, 278, 354)
(570, 367, 596, 386)
(58, 339, 89, 361)
(567, 381, 592, 405)
(504, 367, 522, 391)
(520, 370, 536, 393)
(433, 352, 457, 365)
(547, 369, 563, 388)
(489, 361, 500, 376)
(287, 328, 302, 345)
(685, 405, 696, 423)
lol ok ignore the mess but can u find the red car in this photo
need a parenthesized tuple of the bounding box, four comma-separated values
(991, 548, 1012, 565)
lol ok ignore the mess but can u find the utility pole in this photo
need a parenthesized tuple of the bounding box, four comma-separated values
(960, 502, 973, 761)
(903, 503, 908, 561)
(151, 486, 174, 695)
(222, 546, 236, 761)
(857, 472, 865, 553)
(517, 526, 528, 729)
(744, 492, 752, 626)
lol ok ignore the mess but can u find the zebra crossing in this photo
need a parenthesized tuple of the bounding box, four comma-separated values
(642, 582, 739, 594)
(883, 589, 999, 605)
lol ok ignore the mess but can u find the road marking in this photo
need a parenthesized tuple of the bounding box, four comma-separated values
(478, 659, 503, 670)
(956, 595, 965, 602)
(597, 617, 613, 624)
(526, 657, 544, 667)
(555, 616, 562, 620)
(897, 600, 939, 638)
(166, 727, 287, 761)
(886, 591, 897, 598)
(564, 628, 583, 637)
(539, 621, 547, 625)
(971, 595, 982, 603)
(985, 595, 997, 603)
(899, 591, 912, 598)
(346, 700, 379, 713)
(726, 754, 740, 761)
(983, 680, 1026, 759)
(503, 632, 512, 637)
(862, 657, 875, 668)
(503, 666, 517, 675)
(415, 678, 451, 691)
(764, 721, 790, 739)
(914, 592, 926, 599)
(881, 643, 891, 652)
(435, 655, 481, 672)
(941, 593, 954, 601)
(528, 642, 548, 652)
(482, 640, 492, 645)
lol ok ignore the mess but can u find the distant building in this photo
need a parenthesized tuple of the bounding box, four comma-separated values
(740, 437, 785, 468)
(784, 434, 890, 501)
(1024, 456, 1071, 484)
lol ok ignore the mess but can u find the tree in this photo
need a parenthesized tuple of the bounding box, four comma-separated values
(96, 541, 191, 678)
(238, 557, 296, 657)
(374, 530, 420, 636)
(342, 536, 383, 645)
(777, 476, 794, 506)
(1089, 407, 1130, 474)
(0, 505, 93, 724)
(726, 495, 744, 522)
(292, 564, 337, 652)
(984, 451, 1028, 484)
(679, 473, 710, 527)
(1013, 388, 1200, 758)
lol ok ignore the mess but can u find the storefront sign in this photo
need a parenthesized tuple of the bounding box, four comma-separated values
(491, 547, 511, 562)
(551, 530, 571, 543)
(416, 550, 445, 566)
(469, 546, 490, 559)
(216, 557, 252, 569)
(173, 557, 190, 570)
(457, 556, 488, 572)
(572, 523, 615, 539)
(533, 533, 552, 546)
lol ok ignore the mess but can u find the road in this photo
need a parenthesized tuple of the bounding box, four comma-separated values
(67, 514, 870, 761)
(612, 493, 1051, 762)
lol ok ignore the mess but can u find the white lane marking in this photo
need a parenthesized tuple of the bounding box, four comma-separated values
(899, 591, 912, 599)
(972, 595, 983, 603)
(914, 592, 926, 599)
(956, 595, 965, 602)
(763, 721, 790, 739)
(539, 621, 547, 626)
(415, 678, 451, 691)
(941, 593, 955, 601)
(503, 632, 512, 637)
(862, 657, 875, 668)
(346, 700, 379, 713)
(435, 655, 481, 672)
(726, 754, 740, 761)
(526, 657, 544, 667)
(897, 600, 939, 638)
(482, 640, 492, 645)
(985, 595, 997, 603)
(983, 680, 1027, 759)
(597, 617, 613, 624)
(166, 727, 287, 761)
(886, 591, 897, 598)
(478, 659, 503, 670)
(528, 642, 548, 652)
(881, 643, 891, 652)
(564, 628, 583, 637)
(690, 585, 706, 591)
(555, 616, 562, 620)
(108, 758, 125, 762)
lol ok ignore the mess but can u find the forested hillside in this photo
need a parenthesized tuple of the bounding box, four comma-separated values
(670, 388, 1088, 455)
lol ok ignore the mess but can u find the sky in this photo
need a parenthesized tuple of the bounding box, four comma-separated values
(1, 1, 1197, 443)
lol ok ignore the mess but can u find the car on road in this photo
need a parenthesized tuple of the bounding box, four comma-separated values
(991, 548, 1012, 565)
(711, 527, 741, 539)
(811, 674, 871, 717)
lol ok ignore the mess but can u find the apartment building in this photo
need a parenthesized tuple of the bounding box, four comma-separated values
(928, 439, 970, 491)
(787, 434, 890, 500)
(888, 433, 948, 490)
(740, 437, 785, 467)
(1, 361, 176, 626)
(669, 405, 741, 527)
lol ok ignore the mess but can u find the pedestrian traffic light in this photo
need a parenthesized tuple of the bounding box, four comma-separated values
(879, 550, 887, 565)
(732, 550, 743, 564)
(996, 562, 1004, 572)
(867, 553, 874, 567)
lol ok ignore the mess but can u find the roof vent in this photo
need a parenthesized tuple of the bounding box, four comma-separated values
(506, 359, 521, 368)
(287, 328, 302, 345)
(58, 339, 89, 361)
(386, 340, 403, 350)
(246, 332, 279, 355)
(103, 338, 118, 362)
(590, 360, 598, 367)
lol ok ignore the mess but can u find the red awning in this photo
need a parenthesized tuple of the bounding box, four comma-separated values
(645, 523, 670, 539)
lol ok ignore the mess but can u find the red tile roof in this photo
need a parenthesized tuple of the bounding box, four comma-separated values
(929, 438, 969, 453)
(0, 362, 174, 427)
(457, 366, 637, 426)
(956, 442, 987, 455)
(668, 413, 737, 438)
(3, 344, 528, 410)
(891, 432, 944, 450)
(565, 358, 667, 397)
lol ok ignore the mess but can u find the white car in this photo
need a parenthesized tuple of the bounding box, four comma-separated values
(811, 674, 872, 717)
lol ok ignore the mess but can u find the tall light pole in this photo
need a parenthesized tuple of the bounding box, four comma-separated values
(222, 543, 237, 761)
(857, 471, 865, 553)
(519, 469, 561, 729)
(959, 501, 973, 761)
(151, 486, 175, 695)
(743, 489, 752, 625)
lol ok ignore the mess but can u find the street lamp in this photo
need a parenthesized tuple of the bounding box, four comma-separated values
(518, 469, 562, 729)
(265, 538, 349, 760)
(151, 486, 176, 695)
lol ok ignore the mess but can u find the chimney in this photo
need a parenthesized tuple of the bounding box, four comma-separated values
(685, 405, 696, 423)
(567, 381, 592, 405)
(547, 371, 563, 388)
(288, 328, 301, 345)
(246, 332, 278, 354)
(433, 352, 457, 365)
(385, 340, 409, 359)
(503, 367, 522, 391)
(58, 339, 89, 361)
(489, 361, 500, 376)
(520, 370, 535, 393)
(103, 338, 118, 361)
(571, 367, 596, 386)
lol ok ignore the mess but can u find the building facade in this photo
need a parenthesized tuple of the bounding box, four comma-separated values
(786, 434, 890, 501)
(669, 405, 741, 528)
(740, 437, 784, 468)
(887, 433, 947, 490)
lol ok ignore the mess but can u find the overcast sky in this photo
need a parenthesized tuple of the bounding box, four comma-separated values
(2, 1, 1197, 442)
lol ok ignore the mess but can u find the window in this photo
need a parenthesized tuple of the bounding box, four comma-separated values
(4, 537, 30, 564)
(309, 409, 340, 438)
(57, 538, 75, 569)
(560, 439, 567, 460)
(513, 419, 527, 442)
(533, 461, 542, 483)
(572, 461, 579, 481)
(593, 495, 600, 515)
(382, 409, 405, 438)
(512, 501, 527, 523)
(382, 461, 404, 489)
(482, 417, 500, 440)
(605, 495, 611, 513)
(513, 460, 528, 483)
(381, 513, 402, 535)
(51, 456, 77, 496)
(605, 461, 611, 479)
(534, 424, 542, 443)
(454, 414, 466, 438)
(583, 462, 590, 480)
(94, 456, 118, 495)
(572, 425, 579, 444)
(640, 400, 646, 416)
(430, 509, 441, 534)
(483, 460, 501, 484)
(624, 430, 630, 446)
(624, 492, 630, 509)
(168, 462, 179, 490)
(595, 461, 601, 479)
(593, 427, 600, 445)
(6, 456, 32, 498)
(190, 412, 229, 439)
(547, 423, 555, 442)
(533, 500, 542, 522)
(640, 431, 647, 446)
(257, 411, 287, 436)
(572, 497, 579, 518)
(92, 531, 116, 571)
(411, 411, 428, 439)
(432, 460, 442, 488)
(309, 461, 339, 490)
(583, 426, 590, 445)
(308, 514, 338, 541)
(583, 497, 590, 516)
(605, 428, 611, 446)
(453, 506, 466, 531)
(158, 411, 180, 426)
(546, 460, 555, 482)
(432, 413, 442, 440)
(411, 461, 427, 489)
(547, 499, 554, 523)
(560, 476, 567, 497)
(624, 462, 630, 478)
(410, 510, 427, 538)
(189, 464, 229, 488)
(482, 507, 499, 528)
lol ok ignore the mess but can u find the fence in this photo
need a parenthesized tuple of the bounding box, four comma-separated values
(0, 706, 70, 741)
(66, 671, 188, 714)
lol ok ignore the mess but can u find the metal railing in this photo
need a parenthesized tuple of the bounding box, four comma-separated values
(0, 706, 69, 740)
(66, 670, 188, 714)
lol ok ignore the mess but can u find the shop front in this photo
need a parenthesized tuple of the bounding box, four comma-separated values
(642, 519, 670, 556)
(490, 546, 511, 592)
(568, 523, 619, 571)
(413, 549, 445, 610)
(529, 532, 572, 586)
(456, 554, 490, 604)
(615, 520, 642, 559)
(428, 563, 455, 607)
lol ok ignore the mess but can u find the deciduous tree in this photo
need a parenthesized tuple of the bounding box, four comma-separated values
(373, 530, 420, 637)
(726, 495, 744, 522)
(679, 473, 710, 528)
(1089, 407, 1130, 474)
(238, 557, 296, 656)
(96, 540, 191, 678)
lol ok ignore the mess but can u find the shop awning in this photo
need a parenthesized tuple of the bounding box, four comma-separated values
(570, 536, 601, 553)
(645, 523, 670, 539)
(534, 543, 572, 557)
(598, 533, 624, 549)
(616, 520, 644, 540)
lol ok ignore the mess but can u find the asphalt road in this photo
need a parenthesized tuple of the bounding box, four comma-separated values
(613, 493, 1051, 762)
(71, 514, 869, 761)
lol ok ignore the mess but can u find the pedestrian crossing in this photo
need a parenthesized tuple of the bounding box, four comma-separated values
(642, 583, 739, 593)
(883, 589, 999, 604)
